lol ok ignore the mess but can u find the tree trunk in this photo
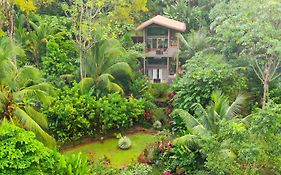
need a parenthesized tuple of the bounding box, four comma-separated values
(261, 60, 273, 108)
(79, 48, 84, 80)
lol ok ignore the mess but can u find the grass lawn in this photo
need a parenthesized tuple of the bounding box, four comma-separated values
(63, 132, 157, 167)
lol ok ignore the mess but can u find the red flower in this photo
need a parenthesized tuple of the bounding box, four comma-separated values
(163, 171, 172, 175)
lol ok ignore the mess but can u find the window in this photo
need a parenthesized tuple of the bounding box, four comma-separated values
(147, 26, 168, 36)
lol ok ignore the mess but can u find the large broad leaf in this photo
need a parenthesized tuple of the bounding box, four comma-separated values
(0, 60, 17, 87)
(25, 106, 48, 130)
(15, 66, 41, 89)
(13, 83, 55, 106)
(226, 94, 247, 119)
(80, 77, 95, 95)
(173, 134, 199, 147)
(106, 62, 133, 80)
(108, 82, 124, 94)
(173, 109, 201, 131)
(13, 106, 56, 148)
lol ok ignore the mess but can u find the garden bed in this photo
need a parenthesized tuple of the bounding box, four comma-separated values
(62, 131, 157, 167)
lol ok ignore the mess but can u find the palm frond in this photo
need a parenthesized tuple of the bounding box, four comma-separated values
(25, 106, 48, 129)
(0, 91, 7, 113)
(0, 59, 17, 87)
(15, 66, 41, 88)
(173, 134, 199, 147)
(173, 109, 201, 132)
(211, 90, 229, 118)
(13, 83, 55, 105)
(108, 82, 124, 94)
(106, 62, 133, 79)
(79, 77, 95, 94)
(96, 73, 114, 91)
(226, 94, 247, 119)
(13, 106, 56, 148)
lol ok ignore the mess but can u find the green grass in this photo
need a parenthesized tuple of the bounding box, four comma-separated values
(63, 132, 157, 167)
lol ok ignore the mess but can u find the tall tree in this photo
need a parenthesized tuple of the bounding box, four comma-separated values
(210, 0, 281, 107)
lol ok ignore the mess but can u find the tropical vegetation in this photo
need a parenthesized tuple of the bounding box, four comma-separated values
(1, 0, 281, 174)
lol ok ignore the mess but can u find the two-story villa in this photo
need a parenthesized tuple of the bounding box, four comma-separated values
(135, 15, 186, 83)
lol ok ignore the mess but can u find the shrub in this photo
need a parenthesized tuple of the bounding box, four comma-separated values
(46, 83, 145, 143)
(53, 152, 90, 175)
(200, 104, 281, 175)
(118, 136, 132, 150)
(90, 158, 120, 175)
(96, 93, 145, 133)
(153, 120, 162, 129)
(173, 52, 247, 111)
(148, 83, 171, 100)
(121, 163, 153, 175)
(0, 121, 56, 174)
(42, 32, 78, 82)
(46, 83, 97, 143)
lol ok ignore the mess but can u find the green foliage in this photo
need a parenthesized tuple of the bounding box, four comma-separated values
(148, 83, 170, 100)
(153, 120, 162, 129)
(42, 32, 78, 83)
(121, 163, 153, 175)
(46, 83, 96, 143)
(173, 52, 247, 110)
(46, 83, 145, 143)
(0, 38, 56, 147)
(54, 152, 90, 175)
(199, 103, 281, 174)
(90, 158, 120, 175)
(96, 93, 145, 133)
(118, 136, 132, 150)
(82, 39, 133, 94)
(0, 121, 56, 174)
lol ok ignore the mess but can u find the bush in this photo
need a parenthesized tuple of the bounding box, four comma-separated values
(118, 136, 132, 150)
(46, 83, 97, 143)
(96, 93, 145, 133)
(42, 32, 78, 86)
(173, 52, 247, 111)
(153, 120, 162, 129)
(46, 83, 145, 143)
(0, 121, 56, 174)
(200, 104, 281, 174)
(148, 83, 171, 100)
(121, 163, 153, 175)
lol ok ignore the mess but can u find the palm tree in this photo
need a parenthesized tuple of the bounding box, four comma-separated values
(0, 37, 56, 148)
(173, 91, 246, 145)
(80, 39, 133, 95)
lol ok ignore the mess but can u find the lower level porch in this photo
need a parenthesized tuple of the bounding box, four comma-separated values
(142, 57, 179, 83)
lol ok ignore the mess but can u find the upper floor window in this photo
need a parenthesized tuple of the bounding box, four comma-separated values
(147, 26, 168, 36)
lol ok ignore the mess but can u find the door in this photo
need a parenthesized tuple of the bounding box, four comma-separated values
(152, 68, 163, 82)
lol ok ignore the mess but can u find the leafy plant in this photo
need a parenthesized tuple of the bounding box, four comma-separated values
(54, 152, 90, 175)
(173, 91, 246, 145)
(80, 39, 133, 95)
(153, 120, 162, 129)
(173, 52, 247, 111)
(118, 136, 132, 150)
(0, 37, 56, 147)
(121, 163, 153, 175)
(0, 121, 56, 174)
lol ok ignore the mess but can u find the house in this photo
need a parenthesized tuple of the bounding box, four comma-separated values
(135, 15, 186, 83)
